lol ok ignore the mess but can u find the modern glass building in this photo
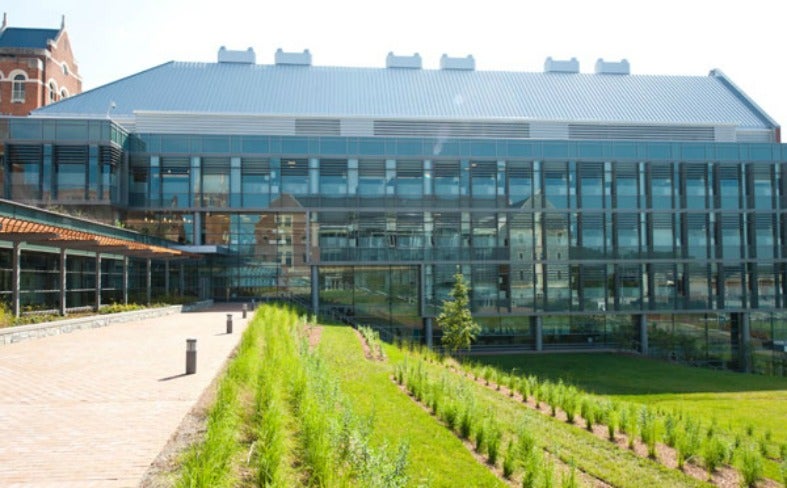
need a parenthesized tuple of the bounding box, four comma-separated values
(1, 49, 786, 373)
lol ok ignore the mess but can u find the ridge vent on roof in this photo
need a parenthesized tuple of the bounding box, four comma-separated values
(440, 54, 475, 71)
(595, 58, 630, 75)
(544, 57, 579, 73)
(217, 46, 256, 64)
(386, 52, 422, 69)
(275, 49, 312, 66)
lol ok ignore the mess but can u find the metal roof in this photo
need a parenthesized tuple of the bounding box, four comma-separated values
(35, 61, 777, 130)
(0, 27, 60, 49)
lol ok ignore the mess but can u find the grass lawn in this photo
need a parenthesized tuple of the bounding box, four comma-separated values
(319, 325, 504, 487)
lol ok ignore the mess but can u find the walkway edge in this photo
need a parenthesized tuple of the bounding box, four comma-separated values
(0, 300, 214, 346)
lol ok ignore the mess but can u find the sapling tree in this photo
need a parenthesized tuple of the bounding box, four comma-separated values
(438, 273, 480, 354)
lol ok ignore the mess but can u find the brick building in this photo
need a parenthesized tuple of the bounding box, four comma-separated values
(0, 13, 81, 116)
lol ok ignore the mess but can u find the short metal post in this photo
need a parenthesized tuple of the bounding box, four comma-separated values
(251, 298, 256, 310)
(186, 338, 197, 374)
(242, 303, 248, 319)
(226, 314, 233, 334)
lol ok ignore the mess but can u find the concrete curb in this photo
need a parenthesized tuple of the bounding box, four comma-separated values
(0, 299, 214, 346)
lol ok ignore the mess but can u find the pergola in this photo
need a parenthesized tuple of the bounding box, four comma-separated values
(0, 201, 198, 318)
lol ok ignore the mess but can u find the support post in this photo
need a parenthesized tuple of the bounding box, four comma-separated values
(185, 338, 197, 374)
(310, 265, 319, 317)
(146, 258, 152, 306)
(12, 242, 21, 318)
(164, 259, 170, 296)
(122, 256, 129, 305)
(95, 254, 102, 311)
(424, 317, 433, 349)
(532, 316, 543, 351)
(179, 261, 185, 297)
(59, 248, 67, 316)
(636, 314, 648, 355)
(739, 312, 751, 373)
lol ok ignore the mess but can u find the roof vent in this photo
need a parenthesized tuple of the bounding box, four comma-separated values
(275, 48, 312, 66)
(440, 54, 475, 71)
(595, 58, 630, 75)
(544, 57, 579, 73)
(217, 46, 256, 64)
(386, 52, 422, 69)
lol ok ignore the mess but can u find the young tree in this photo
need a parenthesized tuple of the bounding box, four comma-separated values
(438, 273, 480, 354)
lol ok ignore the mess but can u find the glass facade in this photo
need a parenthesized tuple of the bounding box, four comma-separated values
(2, 119, 787, 372)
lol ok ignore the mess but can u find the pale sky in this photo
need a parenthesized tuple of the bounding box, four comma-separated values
(5, 0, 786, 130)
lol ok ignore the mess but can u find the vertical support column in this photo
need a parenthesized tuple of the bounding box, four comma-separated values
(59, 248, 67, 316)
(637, 314, 648, 355)
(122, 256, 129, 305)
(146, 258, 152, 306)
(740, 312, 751, 373)
(424, 317, 433, 349)
(193, 212, 202, 245)
(179, 261, 185, 297)
(310, 265, 319, 316)
(531, 316, 543, 351)
(12, 242, 21, 319)
(95, 253, 102, 311)
(164, 259, 170, 296)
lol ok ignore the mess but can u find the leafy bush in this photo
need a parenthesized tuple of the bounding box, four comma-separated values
(738, 444, 764, 487)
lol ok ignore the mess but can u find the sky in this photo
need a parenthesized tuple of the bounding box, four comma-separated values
(4, 0, 786, 128)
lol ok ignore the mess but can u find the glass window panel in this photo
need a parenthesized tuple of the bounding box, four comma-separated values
(649, 163, 673, 209)
(683, 163, 708, 209)
(717, 165, 740, 210)
(281, 158, 309, 196)
(685, 213, 709, 259)
(396, 160, 423, 199)
(470, 161, 496, 199)
(720, 214, 741, 259)
(433, 160, 460, 199)
(507, 160, 532, 207)
(319, 159, 348, 198)
(543, 162, 568, 208)
(579, 162, 604, 209)
(242, 158, 271, 208)
(358, 160, 386, 197)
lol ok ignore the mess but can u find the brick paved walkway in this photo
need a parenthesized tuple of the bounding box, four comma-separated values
(0, 305, 250, 487)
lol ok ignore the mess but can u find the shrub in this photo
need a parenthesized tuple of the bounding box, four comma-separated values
(663, 414, 678, 448)
(502, 440, 516, 479)
(521, 448, 541, 488)
(485, 421, 502, 466)
(561, 459, 578, 488)
(443, 402, 458, 431)
(474, 420, 486, 452)
(580, 397, 596, 431)
(738, 444, 763, 487)
(702, 435, 728, 478)
(605, 408, 618, 441)
(459, 404, 474, 439)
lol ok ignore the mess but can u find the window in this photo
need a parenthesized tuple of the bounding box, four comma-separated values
(12, 74, 26, 102)
(60, 88, 69, 99)
(49, 82, 58, 103)
(62, 63, 69, 76)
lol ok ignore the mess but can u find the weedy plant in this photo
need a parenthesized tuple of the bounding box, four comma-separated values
(738, 443, 764, 488)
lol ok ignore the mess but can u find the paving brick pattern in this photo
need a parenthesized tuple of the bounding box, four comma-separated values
(0, 305, 250, 487)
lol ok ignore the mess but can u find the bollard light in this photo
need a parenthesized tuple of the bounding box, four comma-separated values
(242, 303, 248, 319)
(186, 338, 197, 374)
(226, 314, 233, 334)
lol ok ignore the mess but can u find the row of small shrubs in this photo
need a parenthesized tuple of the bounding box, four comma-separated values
(395, 358, 576, 487)
(459, 361, 781, 486)
(358, 325, 386, 360)
(177, 304, 410, 487)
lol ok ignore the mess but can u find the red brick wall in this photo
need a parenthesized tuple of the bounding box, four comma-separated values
(0, 29, 81, 116)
